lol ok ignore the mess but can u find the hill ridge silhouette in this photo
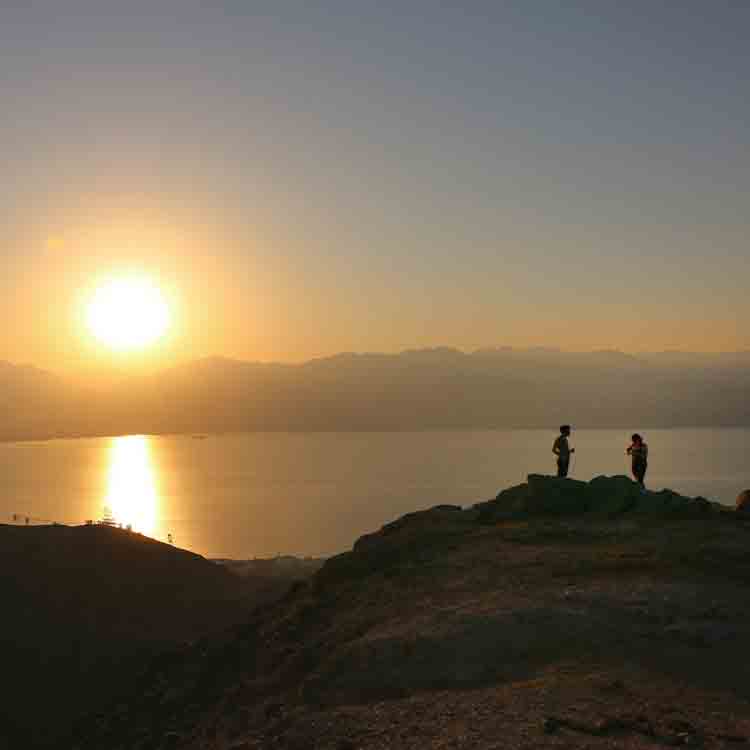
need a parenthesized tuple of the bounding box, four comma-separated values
(2, 347, 750, 440)
(0, 523, 319, 748)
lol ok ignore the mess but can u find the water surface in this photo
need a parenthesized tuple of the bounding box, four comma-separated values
(1, 429, 747, 558)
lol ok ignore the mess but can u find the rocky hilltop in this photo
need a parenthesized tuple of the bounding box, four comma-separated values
(68, 476, 750, 749)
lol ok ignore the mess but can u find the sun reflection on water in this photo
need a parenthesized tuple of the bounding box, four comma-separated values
(104, 435, 159, 536)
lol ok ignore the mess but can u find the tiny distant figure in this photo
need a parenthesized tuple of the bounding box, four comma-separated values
(552, 425, 574, 478)
(167, 533, 173, 545)
(627, 433, 648, 491)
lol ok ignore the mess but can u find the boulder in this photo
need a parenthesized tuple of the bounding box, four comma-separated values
(477, 482, 532, 522)
(737, 490, 750, 513)
(587, 474, 640, 515)
(353, 504, 467, 550)
(634, 488, 681, 515)
(318, 504, 473, 586)
(477, 476, 588, 522)
(525, 474, 590, 515)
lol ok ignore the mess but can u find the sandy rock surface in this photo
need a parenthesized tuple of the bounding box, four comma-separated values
(69, 476, 750, 749)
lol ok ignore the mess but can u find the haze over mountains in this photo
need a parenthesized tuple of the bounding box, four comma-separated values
(2, 348, 749, 441)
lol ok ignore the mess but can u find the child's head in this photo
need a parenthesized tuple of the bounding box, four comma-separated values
(560, 424, 571, 436)
(631, 433, 642, 445)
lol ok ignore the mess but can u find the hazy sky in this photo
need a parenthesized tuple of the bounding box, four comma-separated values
(2, 1, 748, 373)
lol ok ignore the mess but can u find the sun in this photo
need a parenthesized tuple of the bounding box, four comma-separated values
(86, 277, 171, 351)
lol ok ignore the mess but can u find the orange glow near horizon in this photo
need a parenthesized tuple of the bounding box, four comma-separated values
(86, 276, 171, 352)
(103, 435, 159, 536)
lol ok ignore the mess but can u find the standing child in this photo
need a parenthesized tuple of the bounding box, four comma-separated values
(627, 433, 648, 490)
(552, 425, 574, 478)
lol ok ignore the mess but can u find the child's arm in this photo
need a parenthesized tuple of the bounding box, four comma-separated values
(552, 438, 560, 455)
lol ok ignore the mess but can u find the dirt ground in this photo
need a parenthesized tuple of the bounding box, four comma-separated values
(70, 506, 750, 749)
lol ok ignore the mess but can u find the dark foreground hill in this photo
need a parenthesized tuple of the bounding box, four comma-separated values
(0, 524, 319, 748)
(70, 476, 750, 749)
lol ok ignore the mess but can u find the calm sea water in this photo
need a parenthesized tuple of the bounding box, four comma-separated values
(0, 429, 747, 558)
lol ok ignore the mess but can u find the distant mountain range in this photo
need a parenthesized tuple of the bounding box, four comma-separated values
(2, 348, 749, 440)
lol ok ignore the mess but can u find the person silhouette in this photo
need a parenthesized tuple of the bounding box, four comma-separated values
(552, 425, 574, 478)
(626, 433, 648, 491)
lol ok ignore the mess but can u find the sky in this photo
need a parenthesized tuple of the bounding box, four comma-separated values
(2, 1, 749, 374)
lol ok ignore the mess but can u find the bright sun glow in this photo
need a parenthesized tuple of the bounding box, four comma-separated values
(86, 277, 170, 351)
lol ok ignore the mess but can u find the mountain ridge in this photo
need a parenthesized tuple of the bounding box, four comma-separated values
(1, 347, 749, 440)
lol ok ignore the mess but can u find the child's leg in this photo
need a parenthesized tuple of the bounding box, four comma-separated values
(634, 461, 646, 486)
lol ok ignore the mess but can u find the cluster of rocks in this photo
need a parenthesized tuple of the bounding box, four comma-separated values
(319, 474, 741, 590)
(474, 474, 727, 524)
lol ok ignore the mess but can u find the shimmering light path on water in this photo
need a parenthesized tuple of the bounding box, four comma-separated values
(104, 436, 159, 536)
